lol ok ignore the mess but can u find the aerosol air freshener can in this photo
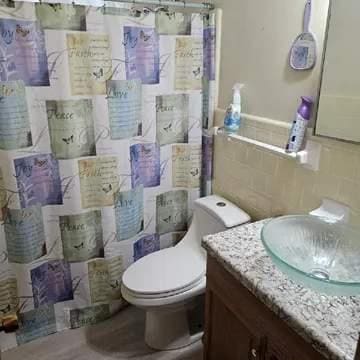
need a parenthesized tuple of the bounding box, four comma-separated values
(286, 96, 313, 153)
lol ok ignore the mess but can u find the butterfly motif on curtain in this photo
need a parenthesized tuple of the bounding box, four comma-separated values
(102, 184, 112, 194)
(193, 67, 201, 78)
(62, 135, 74, 144)
(93, 68, 103, 80)
(34, 158, 47, 167)
(48, 262, 60, 271)
(163, 215, 172, 223)
(16, 24, 30, 37)
(139, 30, 151, 42)
(74, 242, 85, 250)
(163, 123, 172, 132)
(110, 280, 120, 289)
(48, 4, 63, 12)
(165, 12, 176, 20)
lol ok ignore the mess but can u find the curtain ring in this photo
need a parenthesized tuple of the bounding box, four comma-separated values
(205, 2, 213, 11)
(131, 0, 136, 13)
(183, 0, 186, 8)
(201, 2, 209, 16)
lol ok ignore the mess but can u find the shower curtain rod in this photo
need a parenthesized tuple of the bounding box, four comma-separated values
(105, 0, 215, 11)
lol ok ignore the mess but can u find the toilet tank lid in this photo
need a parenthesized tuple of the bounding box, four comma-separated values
(195, 195, 251, 228)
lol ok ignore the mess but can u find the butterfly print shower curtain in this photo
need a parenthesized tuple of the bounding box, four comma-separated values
(0, 0, 216, 349)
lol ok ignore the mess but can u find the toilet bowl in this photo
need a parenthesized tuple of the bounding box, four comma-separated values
(121, 195, 250, 350)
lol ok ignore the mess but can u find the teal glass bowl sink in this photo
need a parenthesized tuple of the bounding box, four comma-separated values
(261, 215, 360, 296)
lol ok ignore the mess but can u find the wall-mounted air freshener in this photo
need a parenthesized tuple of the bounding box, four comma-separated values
(290, 0, 317, 70)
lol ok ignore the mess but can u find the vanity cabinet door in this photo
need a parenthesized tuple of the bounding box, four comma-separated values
(204, 256, 327, 360)
(204, 290, 262, 360)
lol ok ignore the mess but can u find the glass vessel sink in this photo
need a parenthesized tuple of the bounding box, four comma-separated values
(261, 215, 360, 296)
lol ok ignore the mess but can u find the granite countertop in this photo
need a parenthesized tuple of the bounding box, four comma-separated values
(202, 220, 360, 360)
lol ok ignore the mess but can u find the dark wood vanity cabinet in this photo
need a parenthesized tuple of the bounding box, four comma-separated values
(203, 256, 327, 360)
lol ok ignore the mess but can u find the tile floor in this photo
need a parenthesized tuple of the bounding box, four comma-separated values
(3, 306, 203, 360)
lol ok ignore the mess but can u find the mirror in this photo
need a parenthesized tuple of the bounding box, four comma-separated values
(316, 0, 360, 142)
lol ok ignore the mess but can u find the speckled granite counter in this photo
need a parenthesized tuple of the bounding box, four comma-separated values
(202, 220, 360, 360)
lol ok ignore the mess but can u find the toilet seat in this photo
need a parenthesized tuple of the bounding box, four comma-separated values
(122, 246, 205, 297)
(122, 275, 204, 300)
(121, 276, 206, 308)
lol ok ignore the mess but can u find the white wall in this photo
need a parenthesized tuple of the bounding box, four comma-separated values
(214, 0, 329, 123)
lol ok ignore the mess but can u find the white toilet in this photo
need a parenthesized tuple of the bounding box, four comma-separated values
(121, 195, 250, 350)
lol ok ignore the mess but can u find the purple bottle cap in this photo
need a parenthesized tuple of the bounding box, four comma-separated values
(298, 96, 313, 121)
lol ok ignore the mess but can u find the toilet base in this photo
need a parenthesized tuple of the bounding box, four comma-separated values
(144, 297, 204, 351)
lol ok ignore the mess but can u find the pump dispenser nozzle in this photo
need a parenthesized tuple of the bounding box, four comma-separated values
(232, 83, 244, 109)
(223, 83, 245, 133)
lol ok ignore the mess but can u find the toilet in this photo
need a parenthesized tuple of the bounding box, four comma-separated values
(121, 195, 250, 350)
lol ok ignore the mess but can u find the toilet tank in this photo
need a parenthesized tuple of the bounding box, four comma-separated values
(177, 195, 251, 251)
(194, 195, 251, 230)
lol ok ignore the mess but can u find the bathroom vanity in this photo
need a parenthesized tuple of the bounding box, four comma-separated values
(202, 220, 360, 360)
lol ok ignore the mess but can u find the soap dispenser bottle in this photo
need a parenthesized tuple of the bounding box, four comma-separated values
(285, 96, 313, 153)
(224, 84, 244, 134)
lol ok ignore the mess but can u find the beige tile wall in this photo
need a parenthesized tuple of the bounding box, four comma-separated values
(213, 111, 360, 225)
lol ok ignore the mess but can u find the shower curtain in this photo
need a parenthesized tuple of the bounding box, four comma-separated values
(0, 0, 216, 350)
